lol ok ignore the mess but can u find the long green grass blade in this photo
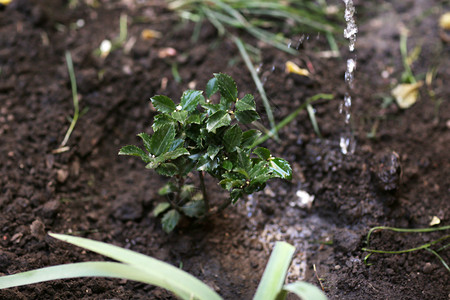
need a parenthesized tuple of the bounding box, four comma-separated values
(283, 282, 327, 300)
(253, 242, 295, 300)
(0, 262, 150, 290)
(60, 51, 79, 147)
(253, 94, 333, 146)
(232, 36, 277, 138)
(48, 233, 221, 300)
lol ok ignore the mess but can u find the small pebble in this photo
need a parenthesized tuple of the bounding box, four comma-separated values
(423, 262, 433, 274)
(56, 169, 69, 183)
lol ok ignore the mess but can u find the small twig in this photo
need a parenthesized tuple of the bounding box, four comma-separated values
(313, 264, 325, 292)
(198, 171, 209, 212)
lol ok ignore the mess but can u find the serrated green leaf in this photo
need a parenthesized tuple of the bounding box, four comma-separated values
(219, 178, 244, 190)
(181, 90, 203, 112)
(150, 124, 175, 156)
(186, 113, 201, 125)
(253, 147, 271, 160)
(158, 182, 176, 196)
(200, 102, 220, 114)
(118, 145, 145, 157)
(223, 125, 242, 152)
(137, 132, 152, 153)
(156, 163, 178, 176)
(249, 160, 270, 179)
(222, 160, 233, 171)
(234, 148, 251, 171)
(235, 94, 256, 111)
(153, 202, 171, 217)
(196, 155, 218, 172)
(181, 201, 205, 218)
(234, 167, 249, 179)
(163, 147, 190, 160)
(206, 110, 231, 133)
(250, 175, 272, 186)
(206, 77, 218, 98)
(269, 158, 292, 180)
(207, 145, 222, 159)
(235, 110, 260, 124)
(180, 184, 195, 201)
(152, 114, 175, 132)
(151, 95, 176, 113)
(161, 209, 180, 233)
(169, 139, 184, 151)
(241, 129, 262, 148)
(118, 145, 149, 162)
(214, 73, 237, 104)
(171, 110, 188, 124)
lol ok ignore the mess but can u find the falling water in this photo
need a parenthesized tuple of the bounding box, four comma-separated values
(340, 0, 358, 155)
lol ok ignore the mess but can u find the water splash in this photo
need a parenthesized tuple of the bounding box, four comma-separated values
(340, 0, 358, 155)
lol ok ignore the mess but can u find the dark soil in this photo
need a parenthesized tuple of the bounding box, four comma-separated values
(1, 0, 449, 299)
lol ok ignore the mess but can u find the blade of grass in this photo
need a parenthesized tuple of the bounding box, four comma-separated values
(306, 103, 322, 138)
(232, 35, 277, 139)
(253, 241, 295, 300)
(253, 93, 333, 146)
(363, 225, 450, 272)
(59, 51, 79, 148)
(283, 282, 327, 300)
(364, 225, 450, 246)
(49, 233, 221, 299)
(362, 234, 450, 254)
(425, 248, 450, 273)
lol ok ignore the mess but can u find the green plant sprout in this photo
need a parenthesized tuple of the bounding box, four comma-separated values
(362, 225, 450, 273)
(119, 73, 292, 233)
(53, 51, 83, 154)
(167, 0, 338, 137)
(0, 233, 327, 300)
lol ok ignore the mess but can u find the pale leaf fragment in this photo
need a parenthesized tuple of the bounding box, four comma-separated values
(285, 61, 310, 77)
(429, 216, 441, 226)
(391, 81, 423, 109)
(141, 29, 162, 40)
(439, 12, 450, 30)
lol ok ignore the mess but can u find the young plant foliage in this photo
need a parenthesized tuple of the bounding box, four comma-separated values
(119, 73, 292, 232)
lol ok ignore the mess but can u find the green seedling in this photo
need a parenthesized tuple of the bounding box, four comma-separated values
(168, 0, 338, 137)
(0, 233, 327, 300)
(362, 225, 450, 273)
(53, 51, 83, 154)
(119, 73, 292, 232)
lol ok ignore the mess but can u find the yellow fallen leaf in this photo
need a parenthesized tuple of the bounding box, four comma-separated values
(141, 29, 162, 40)
(0, 0, 12, 5)
(285, 61, 310, 77)
(391, 81, 423, 109)
(429, 216, 441, 226)
(439, 12, 450, 30)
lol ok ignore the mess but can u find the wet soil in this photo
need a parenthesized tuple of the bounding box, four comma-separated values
(0, 0, 449, 299)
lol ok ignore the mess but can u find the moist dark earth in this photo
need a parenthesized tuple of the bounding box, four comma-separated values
(0, 0, 449, 299)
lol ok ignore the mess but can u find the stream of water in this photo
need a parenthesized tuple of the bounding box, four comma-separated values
(340, 0, 358, 155)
